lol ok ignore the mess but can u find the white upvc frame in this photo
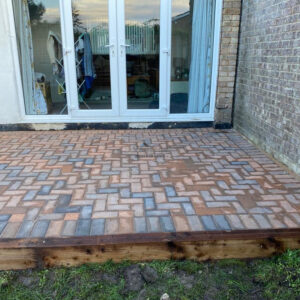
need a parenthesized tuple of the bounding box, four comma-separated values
(7, 0, 223, 124)
(117, 0, 169, 118)
(65, 0, 120, 118)
(165, 0, 223, 122)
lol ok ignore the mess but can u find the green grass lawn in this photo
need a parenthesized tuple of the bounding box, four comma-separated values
(0, 250, 299, 300)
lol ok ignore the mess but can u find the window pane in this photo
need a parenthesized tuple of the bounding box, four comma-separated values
(125, 0, 160, 110)
(170, 0, 215, 114)
(13, 0, 68, 115)
(72, 0, 112, 110)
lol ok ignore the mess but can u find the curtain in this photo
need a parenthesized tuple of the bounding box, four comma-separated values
(12, 0, 47, 115)
(187, 0, 214, 113)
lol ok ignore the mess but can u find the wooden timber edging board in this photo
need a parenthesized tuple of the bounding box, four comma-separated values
(0, 229, 300, 270)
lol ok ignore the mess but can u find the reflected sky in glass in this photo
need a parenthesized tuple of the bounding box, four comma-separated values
(125, 0, 159, 23)
(36, 0, 60, 23)
(172, 0, 190, 17)
(35, 0, 190, 26)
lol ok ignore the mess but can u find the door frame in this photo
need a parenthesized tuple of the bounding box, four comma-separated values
(117, 0, 169, 118)
(7, 0, 223, 123)
(64, 0, 120, 119)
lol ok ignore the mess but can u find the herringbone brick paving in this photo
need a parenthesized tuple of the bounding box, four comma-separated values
(0, 128, 299, 238)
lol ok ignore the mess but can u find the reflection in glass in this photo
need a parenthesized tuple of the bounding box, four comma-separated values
(13, 0, 68, 115)
(170, 0, 215, 114)
(72, 0, 112, 110)
(125, 0, 160, 110)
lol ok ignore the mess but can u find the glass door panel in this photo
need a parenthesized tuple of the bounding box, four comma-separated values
(71, 0, 114, 110)
(170, 0, 216, 114)
(123, 0, 160, 110)
(12, 0, 68, 115)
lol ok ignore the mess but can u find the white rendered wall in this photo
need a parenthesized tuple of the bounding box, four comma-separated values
(0, 1, 22, 124)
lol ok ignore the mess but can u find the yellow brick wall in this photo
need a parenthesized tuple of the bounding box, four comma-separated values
(234, 0, 300, 174)
(215, 0, 242, 127)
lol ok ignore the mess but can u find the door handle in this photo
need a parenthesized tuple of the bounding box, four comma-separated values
(105, 44, 115, 56)
(162, 48, 170, 56)
(120, 44, 131, 56)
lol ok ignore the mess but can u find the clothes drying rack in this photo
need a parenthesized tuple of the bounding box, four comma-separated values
(55, 32, 91, 114)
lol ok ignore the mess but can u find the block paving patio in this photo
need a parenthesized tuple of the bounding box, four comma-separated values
(0, 128, 299, 239)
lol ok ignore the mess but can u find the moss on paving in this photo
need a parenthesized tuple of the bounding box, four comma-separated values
(0, 250, 299, 300)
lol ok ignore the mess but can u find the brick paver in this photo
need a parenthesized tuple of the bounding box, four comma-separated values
(0, 128, 299, 238)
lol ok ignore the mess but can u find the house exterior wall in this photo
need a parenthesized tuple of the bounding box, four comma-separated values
(234, 0, 300, 174)
(0, 1, 23, 124)
(214, 0, 242, 127)
(0, 0, 241, 126)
